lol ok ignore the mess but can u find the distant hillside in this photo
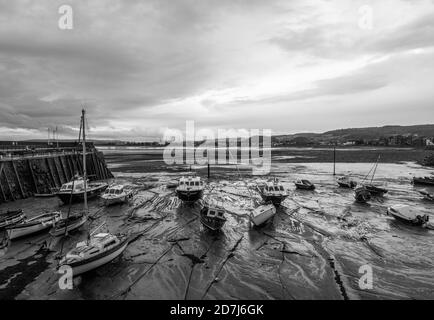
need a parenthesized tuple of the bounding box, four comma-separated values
(324, 124, 434, 140)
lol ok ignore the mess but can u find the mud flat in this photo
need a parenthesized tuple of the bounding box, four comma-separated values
(0, 147, 433, 300)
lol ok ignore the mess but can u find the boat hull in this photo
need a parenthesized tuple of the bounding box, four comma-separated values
(0, 211, 26, 230)
(200, 210, 226, 231)
(7, 222, 52, 240)
(50, 216, 87, 237)
(354, 187, 371, 203)
(365, 185, 388, 196)
(295, 184, 315, 190)
(65, 238, 128, 277)
(251, 206, 276, 226)
(259, 194, 287, 206)
(176, 189, 203, 203)
(338, 181, 357, 188)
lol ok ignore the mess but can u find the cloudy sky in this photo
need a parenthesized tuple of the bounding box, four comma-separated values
(0, 0, 433, 141)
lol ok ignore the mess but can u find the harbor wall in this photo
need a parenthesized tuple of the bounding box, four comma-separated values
(0, 148, 113, 204)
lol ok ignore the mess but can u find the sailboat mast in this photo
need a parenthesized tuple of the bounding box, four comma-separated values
(370, 155, 380, 184)
(82, 109, 88, 213)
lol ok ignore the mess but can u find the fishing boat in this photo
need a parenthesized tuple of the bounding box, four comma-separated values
(176, 176, 204, 203)
(58, 231, 128, 277)
(257, 179, 288, 206)
(337, 176, 357, 188)
(6, 212, 61, 240)
(387, 204, 429, 226)
(200, 200, 227, 231)
(413, 176, 434, 186)
(50, 214, 87, 237)
(101, 184, 135, 206)
(57, 176, 108, 204)
(419, 190, 434, 201)
(354, 186, 371, 203)
(0, 209, 26, 230)
(250, 203, 276, 227)
(362, 155, 388, 197)
(294, 179, 315, 190)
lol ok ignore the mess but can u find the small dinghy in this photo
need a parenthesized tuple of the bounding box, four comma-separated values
(101, 184, 135, 206)
(58, 232, 128, 277)
(6, 212, 61, 240)
(257, 179, 288, 206)
(0, 209, 26, 230)
(250, 203, 276, 227)
(200, 200, 227, 231)
(50, 214, 87, 237)
(294, 179, 315, 190)
(166, 180, 178, 189)
(354, 186, 371, 203)
(419, 190, 434, 201)
(413, 176, 434, 186)
(337, 176, 357, 188)
(387, 204, 429, 226)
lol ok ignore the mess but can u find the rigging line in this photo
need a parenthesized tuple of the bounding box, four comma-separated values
(370, 155, 381, 184)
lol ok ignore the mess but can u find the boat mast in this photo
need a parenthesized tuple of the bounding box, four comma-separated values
(82, 109, 88, 214)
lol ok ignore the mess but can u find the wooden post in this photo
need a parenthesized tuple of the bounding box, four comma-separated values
(0, 177, 6, 202)
(27, 159, 40, 194)
(0, 164, 6, 202)
(333, 147, 336, 176)
(12, 161, 25, 198)
(45, 158, 56, 189)
(3, 166, 15, 201)
(52, 157, 62, 185)
(59, 156, 69, 181)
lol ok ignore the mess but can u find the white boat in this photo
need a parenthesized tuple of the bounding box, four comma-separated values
(176, 176, 204, 203)
(387, 204, 429, 226)
(250, 203, 276, 227)
(59, 232, 128, 277)
(101, 184, 135, 206)
(7, 212, 62, 240)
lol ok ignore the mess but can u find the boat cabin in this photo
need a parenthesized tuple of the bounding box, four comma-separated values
(60, 177, 87, 193)
(262, 181, 285, 194)
(104, 185, 126, 195)
(178, 177, 204, 188)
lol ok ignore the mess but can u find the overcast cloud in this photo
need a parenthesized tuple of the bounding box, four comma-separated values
(0, 0, 433, 140)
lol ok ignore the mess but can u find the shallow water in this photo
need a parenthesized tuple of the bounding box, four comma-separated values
(0, 148, 433, 300)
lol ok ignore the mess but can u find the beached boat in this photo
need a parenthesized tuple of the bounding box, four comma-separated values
(101, 184, 135, 206)
(6, 212, 61, 240)
(57, 177, 108, 204)
(200, 200, 227, 231)
(176, 176, 204, 203)
(337, 176, 357, 188)
(387, 204, 429, 226)
(354, 186, 371, 203)
(413, 176, 434, 186)
(294, 179, 315, 190)
(419, 190, 434, 201)
(58, 232, 128, 277)
(361, 156, 388, 196)
(257, 179, 288, 206)
(0, 209, 26, 230)
(50, 214, 87, 237)
(250, 203, 276, 227)
(365, 185, 388, 196)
